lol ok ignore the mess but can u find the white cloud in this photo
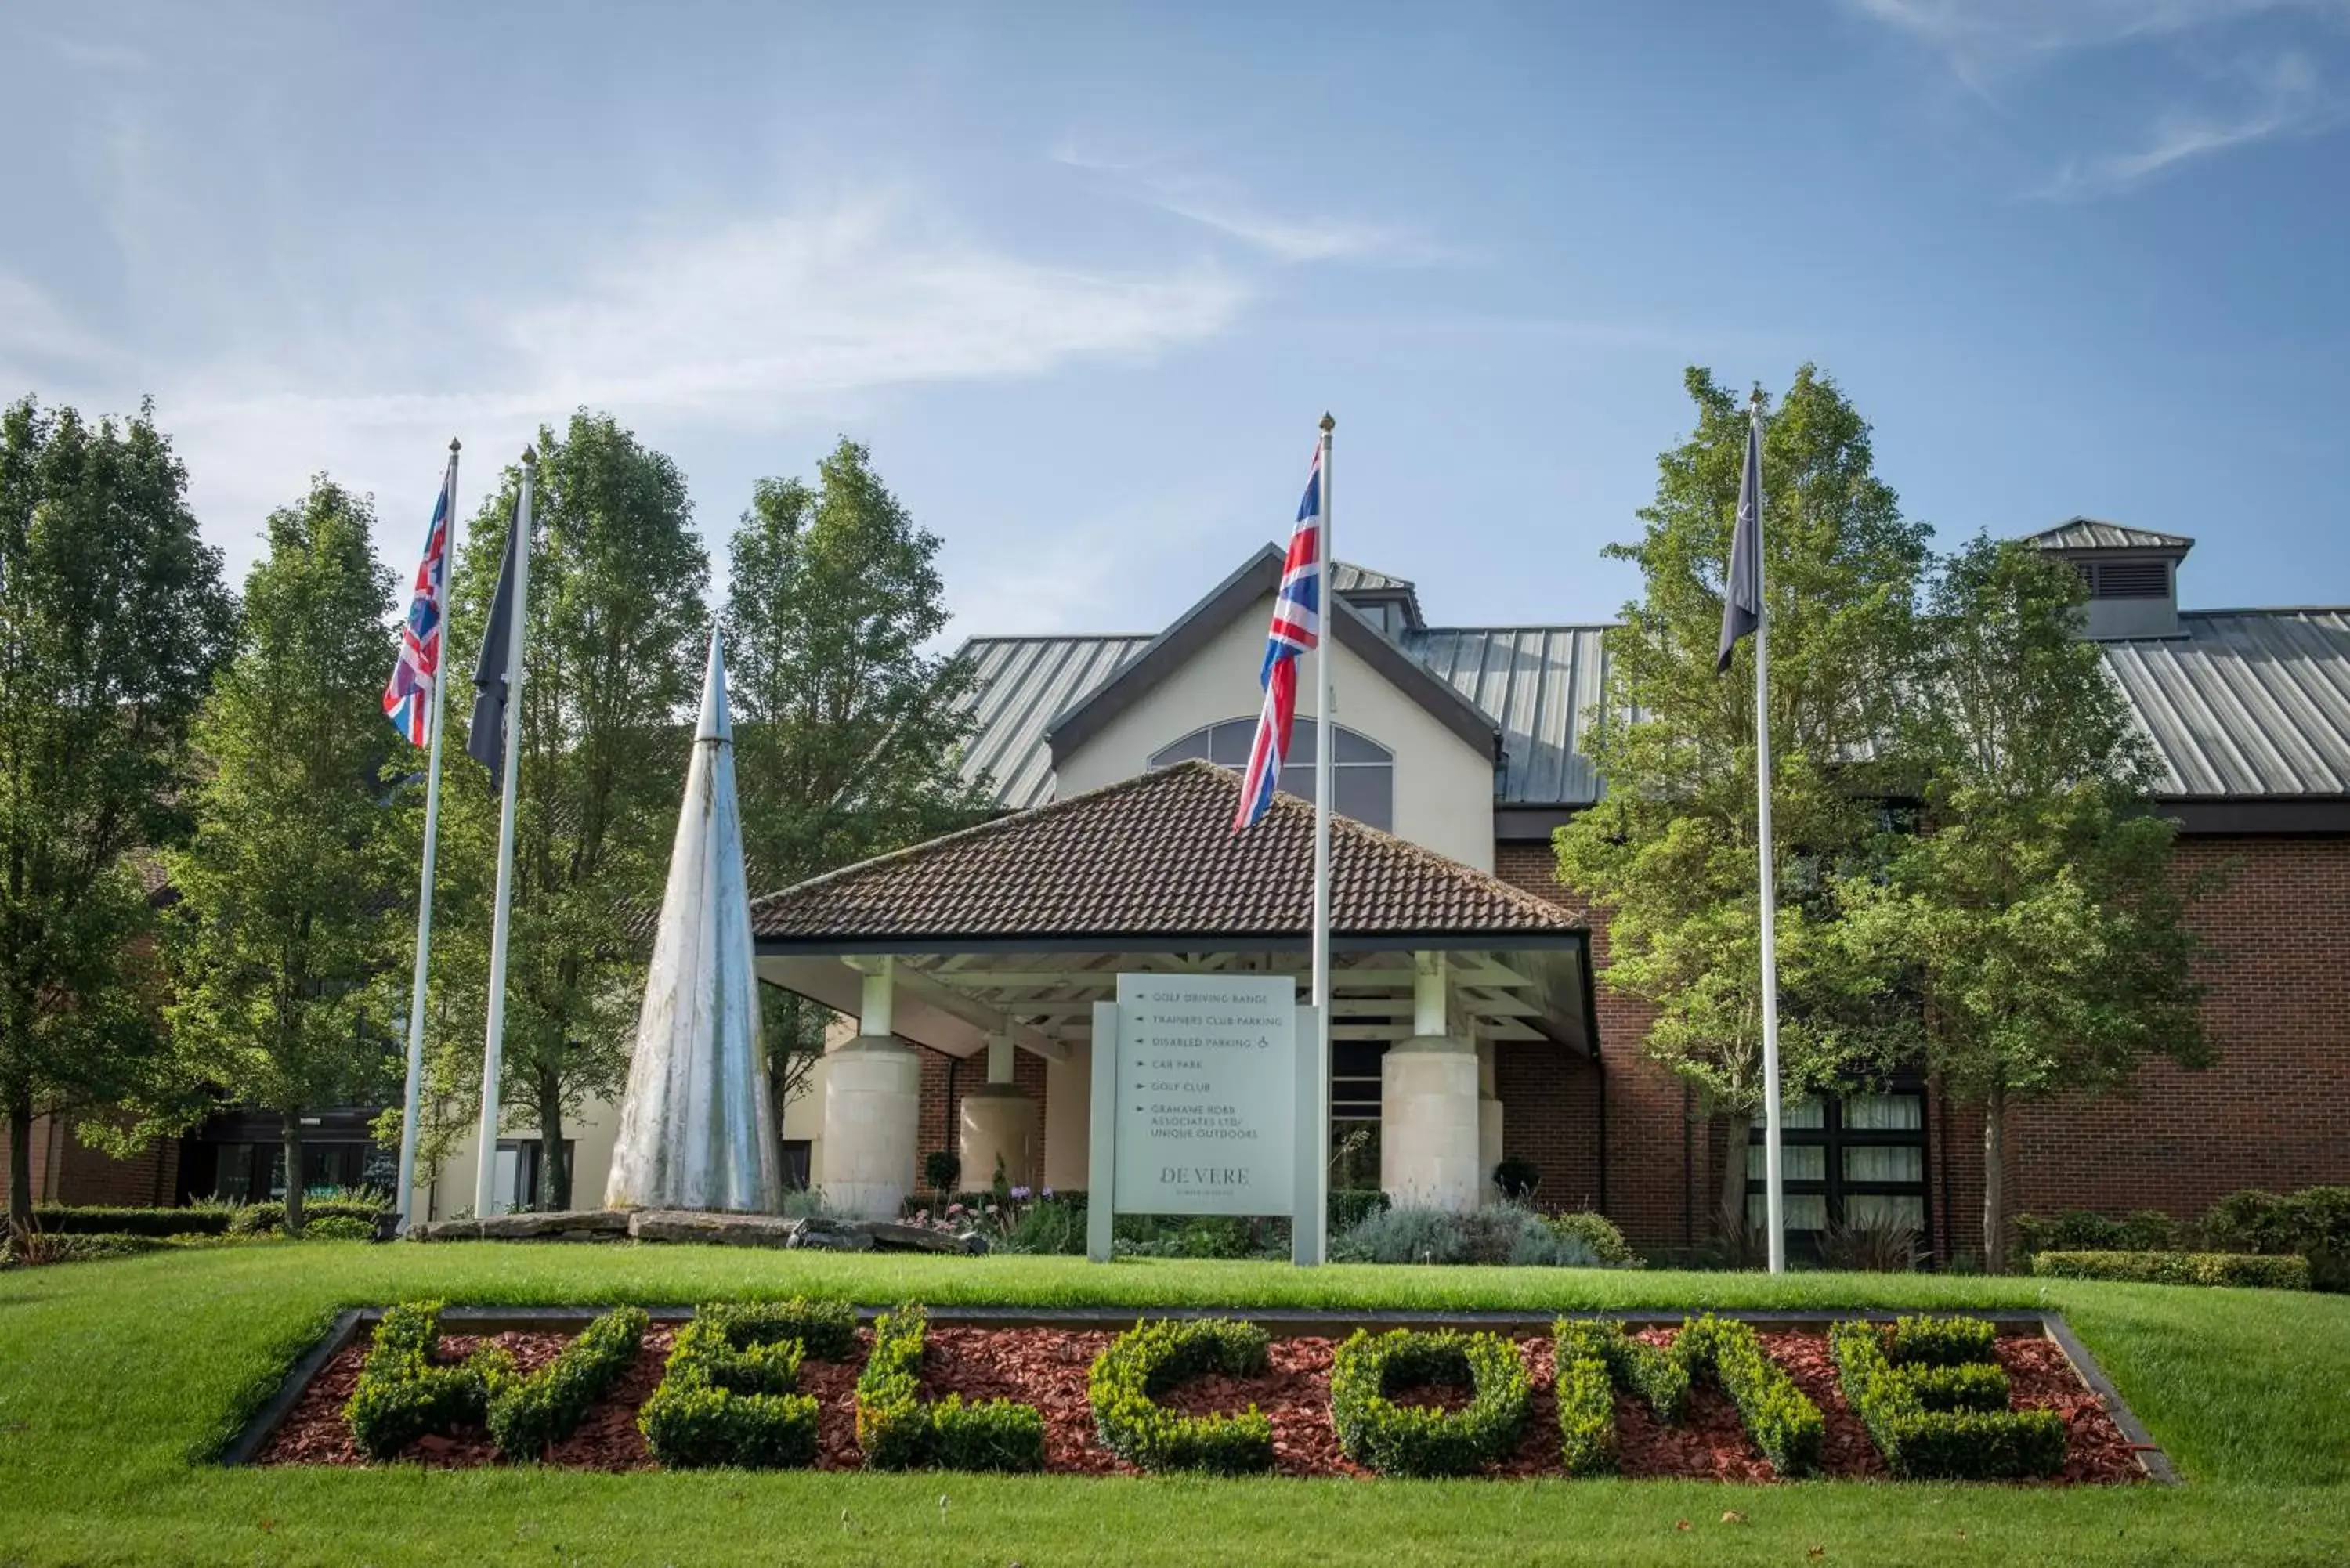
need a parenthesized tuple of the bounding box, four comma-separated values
(1849, 0, 2350, 78)
(1049, 143, 1459, 266)
(2037, 49, 2337, 193)
(0, 273, 125, 374)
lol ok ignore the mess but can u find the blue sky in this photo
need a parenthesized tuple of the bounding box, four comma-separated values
(3, 1, 2347, 636)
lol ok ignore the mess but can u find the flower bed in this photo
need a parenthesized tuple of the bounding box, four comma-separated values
(254, 1310, 2146, 1483)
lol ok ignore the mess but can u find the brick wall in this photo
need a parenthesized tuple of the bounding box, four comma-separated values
(0, 1113, 180, 1209)
(913, 1043, 1051, 1195)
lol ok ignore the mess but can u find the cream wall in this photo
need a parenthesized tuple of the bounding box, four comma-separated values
(411, 1097, 624, 1222)
(1053, 592, 1497, 869)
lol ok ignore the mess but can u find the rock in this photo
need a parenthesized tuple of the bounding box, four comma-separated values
(406, 1210, 630, 1243)
(859, 1220, 988, 1255)
(786, 1225, 875, 1252)
(627, 1209, 805, 1248)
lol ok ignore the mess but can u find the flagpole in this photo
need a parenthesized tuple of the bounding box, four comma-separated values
(1303, 412, 1336, 1267)
(472, 446, 535, 1219)
(1749, 391, 1786, 1276)
(393, 439, 459, 1233)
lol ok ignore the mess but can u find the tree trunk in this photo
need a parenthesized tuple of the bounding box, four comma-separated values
(1981, 1084, 2006, 1273)
(8, 1094, 33, 1235)
(281, 1108, 306, 1235)
(1718, 1109, 1751, 1249)
(537, 1072, 567, 1212)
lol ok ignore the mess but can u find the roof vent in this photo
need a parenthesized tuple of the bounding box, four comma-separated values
(2086, 559, 2171, 600)
(2026, 518, 2189, 641)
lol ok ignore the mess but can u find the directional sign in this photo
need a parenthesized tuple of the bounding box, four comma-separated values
(1110, 974, 1296, 1216)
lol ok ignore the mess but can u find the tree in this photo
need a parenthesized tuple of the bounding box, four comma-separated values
(0, 397, 232, 1232)
(1553, 366, 1929, 1244)
(162, 479, 400, 1234)
(433, 414, 709, 1211)
(721, 439, 988, 1120)
(1839, 535, 2212, 1268)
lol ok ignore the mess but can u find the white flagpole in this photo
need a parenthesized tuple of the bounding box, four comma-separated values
(393, 439, 459, 1234)
(472, 446, 536, 1219)
(1750, 392, 1786, 1276)
(1303, 412, 1336, 1266)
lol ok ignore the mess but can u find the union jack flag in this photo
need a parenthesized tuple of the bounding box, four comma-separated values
(1233, 443, 1323, 832)
(383, 476, 452, 747)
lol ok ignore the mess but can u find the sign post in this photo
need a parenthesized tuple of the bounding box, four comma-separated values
(1087, 974, 1300, 1263)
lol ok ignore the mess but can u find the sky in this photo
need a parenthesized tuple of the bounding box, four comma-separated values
(3, 0, 2347, 638)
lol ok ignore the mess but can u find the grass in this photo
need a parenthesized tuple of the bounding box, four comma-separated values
(0, 1243, 2345, 1566)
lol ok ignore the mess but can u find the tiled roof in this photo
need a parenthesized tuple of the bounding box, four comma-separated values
(2104, 609, 2350, 796)
(750, 758, 1582, 944)
(2027, 518, 2195, 554)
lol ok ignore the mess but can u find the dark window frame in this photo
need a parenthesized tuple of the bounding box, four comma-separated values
(1748, 1082, 1933, 1252)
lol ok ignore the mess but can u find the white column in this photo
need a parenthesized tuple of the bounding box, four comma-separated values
(1477, 1041, 1503, 1208)
(1380, 952, 1481, 1212)
(959, 1031, 1036, 1191)
(822, 958, 920, 1219)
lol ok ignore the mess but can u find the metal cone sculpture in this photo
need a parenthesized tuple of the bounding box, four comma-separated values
(606, 631, 783, 1212)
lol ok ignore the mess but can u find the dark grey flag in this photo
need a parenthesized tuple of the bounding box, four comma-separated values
(1716, 410, 1762, 674)
(466, 490, 524, 783)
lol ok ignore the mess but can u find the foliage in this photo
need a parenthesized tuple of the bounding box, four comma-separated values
(227, 1198, 390, 1237)
(2014, 1209, 2187, 1260)
(1086, 1317, 1274, 1474)
(2030, 1251, 2312, 1290)
(428, 415, 710, 1208)
(1819, 1210, 1922, 1273)
(1553, 1318, 1692, 1476)
(1553, 366, 1929, 1239)
(300, 1216, 375, 1242)
(1327, 1328, 1531, 1477)
(483, 1306, 647, 1460)
(922, 1151, 961, 1196)
(1829, 1317, 2066, 1479)
(0, 1230, 172, 1267)
(342, 1302, 501, 1459)
(1491, 1158, 1540, 1203)
(1330, 1203, 1608, 1266)
(1674, 1313, 1825, 1476)
(161, 479, 400, 1235)
(1543, 1210, 1639, 1266)
(721, 440, 989, 1117)
(636, 1305, 831, 1469)
(0, 396, 234, 1228)
(854, 1302, 1044, 1471)
(1003, 1192, 1087, 1255)
(1330, 1189, 1388, 1232)
(2204, 1187, 2350, 1292)
(32, 1205, 237, 1237)
(1840, 534, 2212, 1267)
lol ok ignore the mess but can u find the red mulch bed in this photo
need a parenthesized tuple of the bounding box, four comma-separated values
(255, 1321, 2146, 1483)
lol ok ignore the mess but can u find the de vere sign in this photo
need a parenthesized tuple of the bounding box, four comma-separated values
(1087, 974, 1314, 1262)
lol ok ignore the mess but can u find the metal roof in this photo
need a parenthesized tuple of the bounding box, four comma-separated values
(2101, 610, 2350, 797)
(956, 634, 1150, 808)
(1404, 626, 1617, 805)
(2028, 518, 2196, 554)
(1330, 562, 1416, 594)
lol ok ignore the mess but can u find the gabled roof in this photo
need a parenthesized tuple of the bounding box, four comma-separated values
(1040, 545, 1501, 764)
(749, 758, 1581, 946)
(2027, 518, 2196, 554)
(2103, 609, 2350, 797)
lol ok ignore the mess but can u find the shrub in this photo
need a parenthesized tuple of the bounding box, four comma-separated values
(228, 1198, 390, 1237)
(1491, 1158, 1541, 1204)
(1327, 1329, 1531, 1478)
(0, 1231, 170, 1267)
(638, 1309, 826, 1469)
(484, 1307, 649, 1461)
(1087, 1318, 1274, 1474)
(2205, 1187, 2350, 1292)
(855, 1302, 1044, 1472)
(343, 1302, 505, 1459)
(1551, 1319, 1689, 1476)
(30, 1205, 235, 1237)
(302, 1215, 376, 1242)
(922, 1151, 962, 1196)
(1544, 1210, 1640, 1267)
(1003, 1195, 1086, 1255)
(1829, 1318, 2066, 1480)
(1820, 1212, 1922, 1274)
(697, 1297, 858, 1360)
(2030, 1250, 2312, 1290)
(1673, 1315, 1824, 1476)
(1329, 1189, 1388, 1233)
(1330, 1203, 1606, 1266)
(2012, 1209, 2185, 1260)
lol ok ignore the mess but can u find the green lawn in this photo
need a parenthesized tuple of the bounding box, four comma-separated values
(1, 1243, 2345, 1566)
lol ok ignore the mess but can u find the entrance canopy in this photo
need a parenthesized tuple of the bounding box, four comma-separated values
(749, 760, 1594, 1062)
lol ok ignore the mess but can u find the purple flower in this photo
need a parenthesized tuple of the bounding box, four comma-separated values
(1010, 1185, 1032, 1201)
(1040, 1187, 1054, 1201)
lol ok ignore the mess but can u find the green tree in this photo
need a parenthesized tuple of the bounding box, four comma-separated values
(434, 414, 710, 1211)
(1553, 366, 1929, 1244)
(0, 397, 232, 1231)
(721, 439, 987, 1118)
(1840, 535, 2212, 1268)
(161, 479, 398, 1234)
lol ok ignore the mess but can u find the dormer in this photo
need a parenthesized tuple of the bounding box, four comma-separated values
(1332, 562, 1425, 640)
(2024, 518, 2193, 640)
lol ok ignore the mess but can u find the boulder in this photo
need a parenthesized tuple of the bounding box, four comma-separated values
(407, 1209, 631, 1242)
(860, 1220, 989, 1256)
(627, 1209, 804, 1248)
(786, 1223, 875, 1252)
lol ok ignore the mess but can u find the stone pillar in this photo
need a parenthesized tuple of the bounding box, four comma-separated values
(822, 962, 920, 1220)
(1477, 1041, 1503, 1207)
(959, 1033, 1036, 1191)
(1380, 1035, 1481, 1212)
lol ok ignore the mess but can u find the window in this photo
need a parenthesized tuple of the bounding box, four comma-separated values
(783, 1140, 814, 1192)
(1148, 719, 1394, 830)
(493, 1139, 575, 1214)
(1748, 1089, 1929, 1245)
(1329, 1042, 1386, 1190)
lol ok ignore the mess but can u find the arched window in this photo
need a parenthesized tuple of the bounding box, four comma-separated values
(1148, 719, 1394, 830)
